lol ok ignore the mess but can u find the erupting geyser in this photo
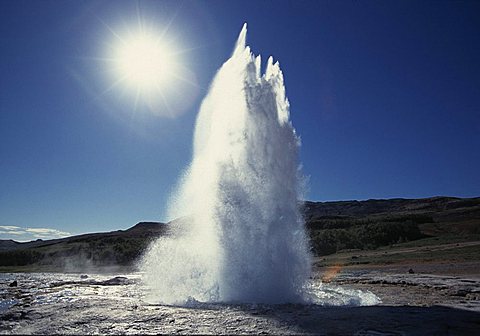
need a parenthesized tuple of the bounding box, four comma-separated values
(142, 24, 311, 304)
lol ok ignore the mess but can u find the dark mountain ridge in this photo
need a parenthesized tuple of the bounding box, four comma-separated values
(305, 196, 480, 218)
(0, 222, 167, 252)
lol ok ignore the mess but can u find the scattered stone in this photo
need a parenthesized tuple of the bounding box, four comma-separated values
(100, 276, 130, 286)
(9, 280, 18, 287)
(451, 289, 469, 297)
(408, 268, 415, 274)
(2, 311, 22, 321)
(80, 275, 89, 279)
(50, 276, 132, 288)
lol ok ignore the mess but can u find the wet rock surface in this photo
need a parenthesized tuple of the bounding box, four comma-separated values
(323, 270, 480, 311)
(49, 276, 132, 288)
(1, 272, 479, 335)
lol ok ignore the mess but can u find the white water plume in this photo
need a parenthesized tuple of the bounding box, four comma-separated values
(142, 24, 310, 304)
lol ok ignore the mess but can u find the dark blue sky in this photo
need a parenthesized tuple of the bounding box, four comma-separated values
(1, 0, 479, 239)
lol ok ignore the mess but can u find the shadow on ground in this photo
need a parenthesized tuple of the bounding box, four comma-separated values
(252, 304, 480, 335)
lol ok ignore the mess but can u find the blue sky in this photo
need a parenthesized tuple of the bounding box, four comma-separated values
(1, 0, 479, 240)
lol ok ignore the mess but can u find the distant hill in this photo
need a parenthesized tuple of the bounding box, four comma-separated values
(0, 222, 167, 251)
(305, 196, 480, 233)
(305, 196, 480, 219)
(305, 196, 480, 255)
(0, 196, 479, 272)
(0, 222, 168, 272)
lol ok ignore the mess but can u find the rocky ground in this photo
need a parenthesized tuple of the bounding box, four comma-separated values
(0, 265, 479, 335)
(320, 267, 480, 310)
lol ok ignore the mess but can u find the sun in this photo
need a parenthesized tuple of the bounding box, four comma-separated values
(113, 32, 178, 92)
(98, 18, 199, 117)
